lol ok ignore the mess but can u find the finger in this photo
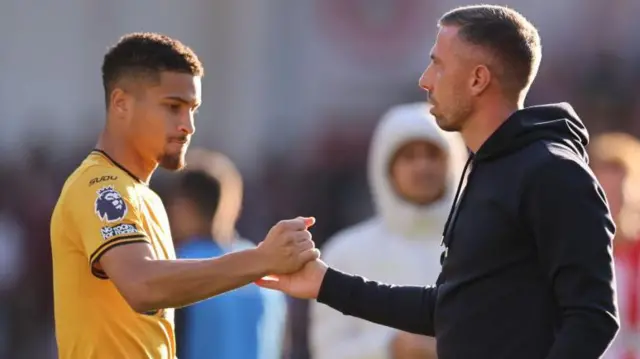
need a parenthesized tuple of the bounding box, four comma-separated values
(255, 277, 283, 290)
(277, 217, 307, 232)
(296, 238, 314, 252)
(287, 216, 315, 231)
(299, 248, 321, 263)
(304, 217, 316, 229)
(293, 230, 312, 243)
(272, 220, 291, 234)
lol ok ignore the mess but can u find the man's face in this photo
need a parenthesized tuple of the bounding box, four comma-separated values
(390, 140, 447, 205)
(130, 71, 202, 171)
(419, 26, 474, 132)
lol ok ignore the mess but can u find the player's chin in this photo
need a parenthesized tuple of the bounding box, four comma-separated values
(159, 152, 187, 171)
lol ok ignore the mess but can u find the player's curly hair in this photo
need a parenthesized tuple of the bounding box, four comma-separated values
(101, 32, 204, 107)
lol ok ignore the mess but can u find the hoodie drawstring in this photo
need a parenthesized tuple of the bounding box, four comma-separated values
(439, 153, 475, 264)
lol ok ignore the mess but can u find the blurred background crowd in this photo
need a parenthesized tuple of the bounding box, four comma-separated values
(2, 0, 640, 358)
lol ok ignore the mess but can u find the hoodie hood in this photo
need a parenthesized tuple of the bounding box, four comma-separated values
(368, 102, 468, 238)
(475, 103, 589, 162)
(185, 148, 243, 245)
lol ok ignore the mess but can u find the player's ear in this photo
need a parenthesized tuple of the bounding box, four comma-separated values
(110, 88, 131, 118)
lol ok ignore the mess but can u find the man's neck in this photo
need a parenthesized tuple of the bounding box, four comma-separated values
(461, 101, 521, 153)
(96, 128, 157, 184)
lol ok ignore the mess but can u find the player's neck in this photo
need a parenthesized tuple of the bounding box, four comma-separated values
(96, 130, 157, 184)
(461, 100, 521, 153)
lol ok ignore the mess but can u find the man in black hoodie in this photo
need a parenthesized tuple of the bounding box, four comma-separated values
(257, 4, 619, 359)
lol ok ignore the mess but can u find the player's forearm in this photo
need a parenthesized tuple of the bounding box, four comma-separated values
(128, 248, 269, 312)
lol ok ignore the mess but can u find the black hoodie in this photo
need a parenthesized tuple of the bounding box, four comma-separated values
(317, 103, 619, 359)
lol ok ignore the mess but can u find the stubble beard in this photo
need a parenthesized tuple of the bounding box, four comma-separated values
(159, 151, 187, 171)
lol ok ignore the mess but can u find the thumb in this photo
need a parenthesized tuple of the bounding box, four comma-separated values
(304, 216, 316, 229)
(255, 276, 283, 290)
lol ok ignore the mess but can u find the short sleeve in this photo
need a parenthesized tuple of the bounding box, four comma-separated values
(67, 171, 151, 279)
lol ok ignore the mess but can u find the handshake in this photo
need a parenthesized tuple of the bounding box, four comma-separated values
(253, 216, 328, 299)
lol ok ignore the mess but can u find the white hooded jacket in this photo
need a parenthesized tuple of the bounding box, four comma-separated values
(310, 103, 467, 359)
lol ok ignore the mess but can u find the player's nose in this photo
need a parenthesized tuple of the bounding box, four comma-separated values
(178, 116, 196, 135)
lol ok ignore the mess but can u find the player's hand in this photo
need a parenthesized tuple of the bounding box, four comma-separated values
(255, 259, 328, 299)
(255, 217, 320, 275)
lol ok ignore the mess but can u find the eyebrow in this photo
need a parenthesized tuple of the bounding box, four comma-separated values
(164, 96, 201, 108)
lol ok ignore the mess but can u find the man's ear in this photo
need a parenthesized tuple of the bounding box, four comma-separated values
(469, 64, 491, 96)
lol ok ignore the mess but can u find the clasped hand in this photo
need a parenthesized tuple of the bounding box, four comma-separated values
(255, 216, 328, 299)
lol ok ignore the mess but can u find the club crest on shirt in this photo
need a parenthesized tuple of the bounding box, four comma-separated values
(94, 185, 127, 222)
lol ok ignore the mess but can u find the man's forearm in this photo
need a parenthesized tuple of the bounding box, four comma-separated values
(317, 267, 437, 336)
(132, 248, 268, 312)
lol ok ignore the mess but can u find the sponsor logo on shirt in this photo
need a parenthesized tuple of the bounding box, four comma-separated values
(100, 223, 140, 241)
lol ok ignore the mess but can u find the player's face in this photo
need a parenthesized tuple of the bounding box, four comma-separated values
(419, 26, 474, 132)
(390, 140, 447, 205)
(132, 72, 202, 171)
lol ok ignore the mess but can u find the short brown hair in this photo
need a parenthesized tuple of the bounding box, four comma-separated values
(439, 5, 541, 94)
(102, 32, 204, 107)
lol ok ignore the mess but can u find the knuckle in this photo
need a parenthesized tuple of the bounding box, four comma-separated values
(286, 234, 296, 244)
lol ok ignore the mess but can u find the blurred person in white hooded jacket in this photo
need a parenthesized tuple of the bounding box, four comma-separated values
(310, 102, 467, 359)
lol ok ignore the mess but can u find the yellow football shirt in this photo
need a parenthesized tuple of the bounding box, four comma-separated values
(51, 150, 177, 359)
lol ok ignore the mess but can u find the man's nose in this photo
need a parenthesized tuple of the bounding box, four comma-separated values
(418, 69, 432, 92)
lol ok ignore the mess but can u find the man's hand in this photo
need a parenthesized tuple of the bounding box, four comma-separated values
(390, 331, 438, 359)
(255, 217, 320, 275)
(255, 259, 328, 299)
